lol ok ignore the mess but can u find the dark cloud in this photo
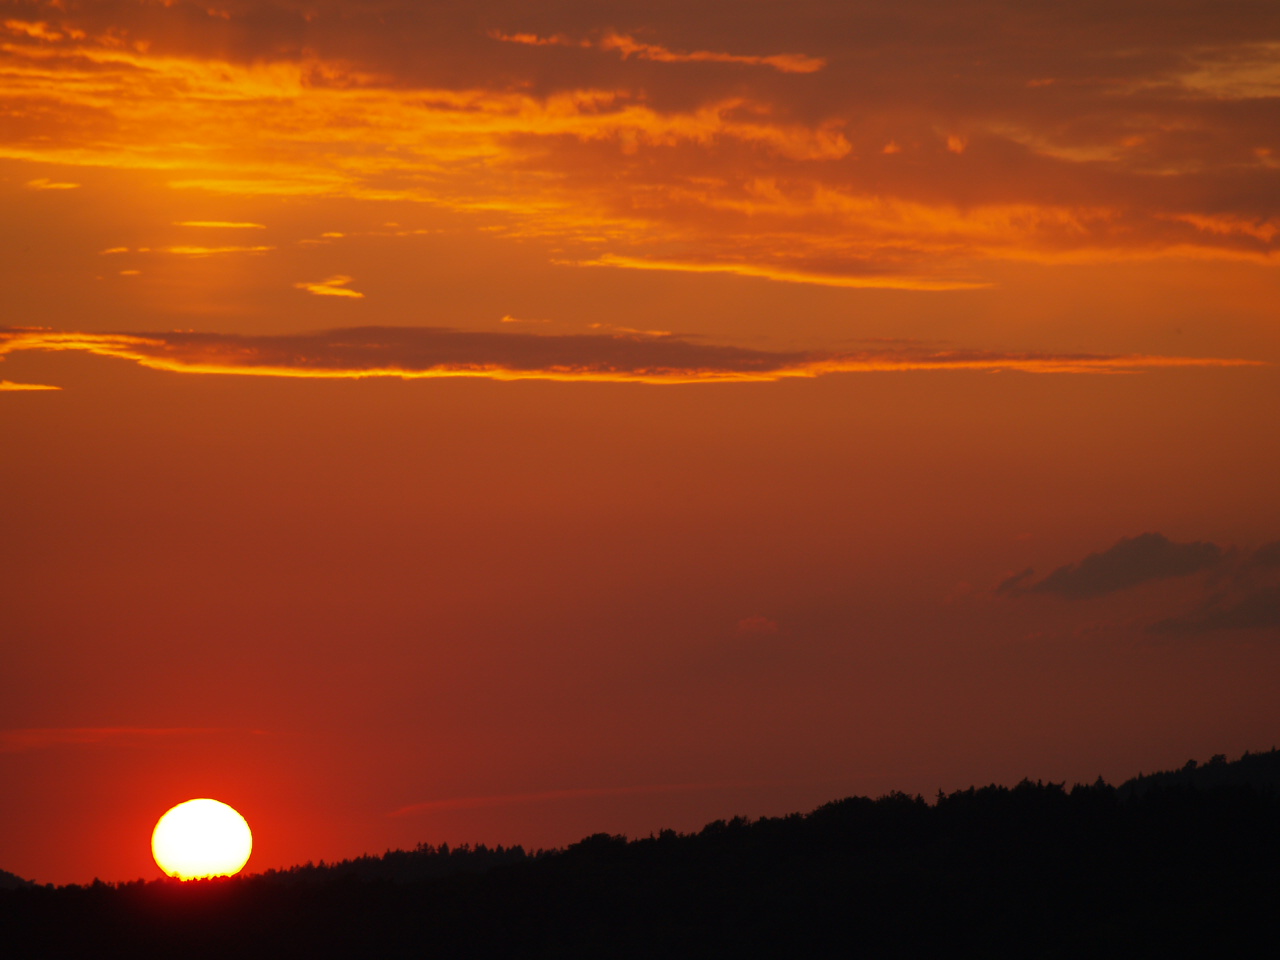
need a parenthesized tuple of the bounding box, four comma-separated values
(1003, 534, 1280, 634)
(1151, 542, 1280, 634)
(1247, 540, 1280, 569)
(1001, 532, 1223, 599)
(143, 326, 801, 379)
(0, 327, 1249, 383)
(1152, 585, 1280, 635)
(0, 326, 806, 382)
(995, 568, 1035, 596)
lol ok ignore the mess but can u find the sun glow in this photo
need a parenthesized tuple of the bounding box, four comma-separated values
(151, 799, 253, 880)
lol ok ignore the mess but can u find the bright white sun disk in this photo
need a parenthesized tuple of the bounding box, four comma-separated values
(151, 798, 253, 880)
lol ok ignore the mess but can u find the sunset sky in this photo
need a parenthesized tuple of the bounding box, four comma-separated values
(2, 0, 1279, 885)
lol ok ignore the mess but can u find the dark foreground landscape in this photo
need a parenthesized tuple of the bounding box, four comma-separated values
(4, 751, 1280, 959)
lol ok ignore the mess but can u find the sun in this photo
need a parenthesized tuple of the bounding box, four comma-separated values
(151, 798, 253, 880)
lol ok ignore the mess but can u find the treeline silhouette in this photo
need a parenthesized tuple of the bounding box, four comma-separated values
(258, 841, 535, 885)
(1118, 745, 1280, 798)
(0, 868, 31, 892)
(4, 750, 1280, 958)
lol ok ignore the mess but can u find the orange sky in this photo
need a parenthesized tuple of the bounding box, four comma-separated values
(2, 0, 1279, 885)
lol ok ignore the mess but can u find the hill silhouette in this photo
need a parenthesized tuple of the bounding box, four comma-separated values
(255, 840, 535, 885)
(0, 868, 32, 891)
(4, 751, 1280, 958)
(1119, 746, 1280, 798)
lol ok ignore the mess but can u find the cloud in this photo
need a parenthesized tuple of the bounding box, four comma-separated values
(995, 568, 1036, 596)
(2, 1, 1278, 286)
(3, 18, 81, 43)
(999, 532, 1223, 599)
(1001, 534, 1280, 634)
(95, 243, 273, 256)
(0, 727, 261, 752)
(0, 380, 60, 391)
(175, 220, 267, 229)
(491, 30, 826, 74)
(1153, 586, 1280, 634)
(24, 178, 79, 190)
(1151, 541, 1280, 634)
(1247, 540, 1280, 569)
(569, 254, 991, 292)
(736, 615, 779, 635)
(295, 275, 364, 298)
(0, 326, 1261, 385)
(163, 245, 275, 256)
(389, 779, 755, 817)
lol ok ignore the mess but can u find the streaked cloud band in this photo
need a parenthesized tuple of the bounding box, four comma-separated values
(0, 326, 1261, 386)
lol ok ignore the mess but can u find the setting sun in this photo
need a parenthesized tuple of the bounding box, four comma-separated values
(1, 0, 1279, 932)
(151, 799, 253, 881)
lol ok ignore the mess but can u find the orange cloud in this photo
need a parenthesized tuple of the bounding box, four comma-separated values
(0, 379, 60, 390)
(175, 220, 267, 229)
(570, 254, 991, 291)
(0, 327, 1260, 386)
(0, 5, 1277, 288)
(3, 19, 80, 42)
(1172, 213, 1278, 244)
(295, 275, 364, 298)
(25, 177, 78, 189)
(163, 245, 274, 255)
(492, 29, 826, 74)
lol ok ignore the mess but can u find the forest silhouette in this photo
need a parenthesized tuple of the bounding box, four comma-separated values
(4, 749, 1279, 958)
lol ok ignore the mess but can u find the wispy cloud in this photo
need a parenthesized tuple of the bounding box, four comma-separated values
(3, 18, 82, 43)
(94, 244, 273, 257)
(1150, 540, 1280, 635)
(24, 178, 78, 190)
(0, 380, 60, 391)
(390, 780, 757, 817)
(163, 245, 274, 256)
(491, 30, 826, 74)
(737, 615, 780, 635)
(999, 533, 1224, 599)
(1154, 586, 1280, 634)
(571, 254, 991, 291)
(0, 727, 262, 753)
(295, 276, 364, 298)
(3, 8, 1277, 287)
(999, 534, 1280, 636)
(175, 220, 267, 229)
(0, 327, 1260, 386)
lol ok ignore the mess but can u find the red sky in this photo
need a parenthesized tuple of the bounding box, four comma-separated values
(2, 0, 1278, 885)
